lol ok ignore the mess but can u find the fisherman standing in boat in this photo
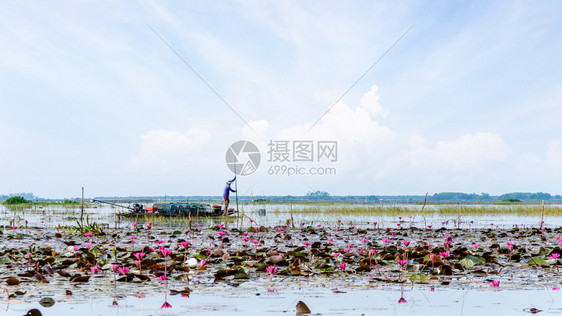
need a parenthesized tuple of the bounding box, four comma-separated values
(223, 176, 236, 215)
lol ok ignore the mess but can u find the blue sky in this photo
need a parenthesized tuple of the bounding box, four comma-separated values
(1, 1, 561, 198)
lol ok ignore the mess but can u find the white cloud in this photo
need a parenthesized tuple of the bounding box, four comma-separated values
(269, 85, 396, 177)
(407, 132, 510, 171)
(360, 85, 389, 119)
(129, 128, 211, 174)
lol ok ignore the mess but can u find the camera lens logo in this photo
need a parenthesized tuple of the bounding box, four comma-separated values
(225, 140, 261, 176)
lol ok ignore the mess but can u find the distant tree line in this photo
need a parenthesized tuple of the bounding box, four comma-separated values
(428, 192, 558, 202)
(3, 191, 561, 204)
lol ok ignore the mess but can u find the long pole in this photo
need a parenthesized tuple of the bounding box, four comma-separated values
(233, 164, 239, 225)
(81, 187, 84, 225)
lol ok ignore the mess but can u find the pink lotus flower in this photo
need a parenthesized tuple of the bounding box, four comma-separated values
(90, 266, 99, 274)
(243, 238, 250, 242)
(550, 253, 560, 260)
(218, 224, 224, 229)
(427, 225, 432, 229)
(403, 241, 410, 247)
(146, 224, 152, 229)
(84, 232, 92, 237)
(472, 243, 479, 250)
(73, 246, 79, 251)
(266, 266, 278, 277)
(358, 249, 364, 254)
(118, 266, 129, 275)
(158, 275, 167, 281)
(397, 260, 407, 267)
(331, 252, 341, 258)
(328, 238, 334, 242)
(161, 301, 172, 309)
(338, 262, 346, 271)
(133, 252, 146, 260)
(242, 232, 249, 236)
(303, 242, 312, 247)
(85, 243, 92, 248)
(344, 248, 350, 253)
(439, 251, 450, 258)
(382, 238, 390, 243)
(180, 241, 190, 248)
(155, 240, 165, 244)
(160, 248, 172, 257)
(129, 235, 135, 240)
(111, 264, 119, 272)
(135, 260, 141, 267)
(489, 280, 500, 287)
(218, 231, 226, 237)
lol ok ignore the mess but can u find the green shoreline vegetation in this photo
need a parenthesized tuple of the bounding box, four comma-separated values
(1, 196, 91, 207)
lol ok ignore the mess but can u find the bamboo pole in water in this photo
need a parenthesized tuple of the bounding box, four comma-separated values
(80, 187, 84, 225)
(540, 200, 545, 229)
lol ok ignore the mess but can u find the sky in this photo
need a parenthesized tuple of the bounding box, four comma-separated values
(1, 1, 561, 199)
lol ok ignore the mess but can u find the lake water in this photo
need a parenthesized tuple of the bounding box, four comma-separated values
(3, 203, 561, 230)
(2, 202, 562, 315)
(2, 284, 561, 315)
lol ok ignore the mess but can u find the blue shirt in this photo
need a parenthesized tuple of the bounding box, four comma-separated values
(223, 177, 236, 197)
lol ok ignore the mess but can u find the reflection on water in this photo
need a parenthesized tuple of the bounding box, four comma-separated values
(2, 285, 561, 315)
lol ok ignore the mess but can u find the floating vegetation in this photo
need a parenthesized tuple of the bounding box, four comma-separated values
(1, 203, 562, 315)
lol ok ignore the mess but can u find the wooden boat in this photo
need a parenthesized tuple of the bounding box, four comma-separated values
(123, 203, 235, 217)
(92, 199, 234, 217)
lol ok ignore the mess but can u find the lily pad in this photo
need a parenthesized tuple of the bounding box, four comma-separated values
(39, 297, 55, 307)
(528, 257, 546, 265)
(459, 258, 475, 269)
(464, 255, 485, 264)
(410, 273, 430, 281)
(6, 277, 20, 285)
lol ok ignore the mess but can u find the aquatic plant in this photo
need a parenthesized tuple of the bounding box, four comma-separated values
(550, 253, 560, 272)
(266, 266, 278, 281)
